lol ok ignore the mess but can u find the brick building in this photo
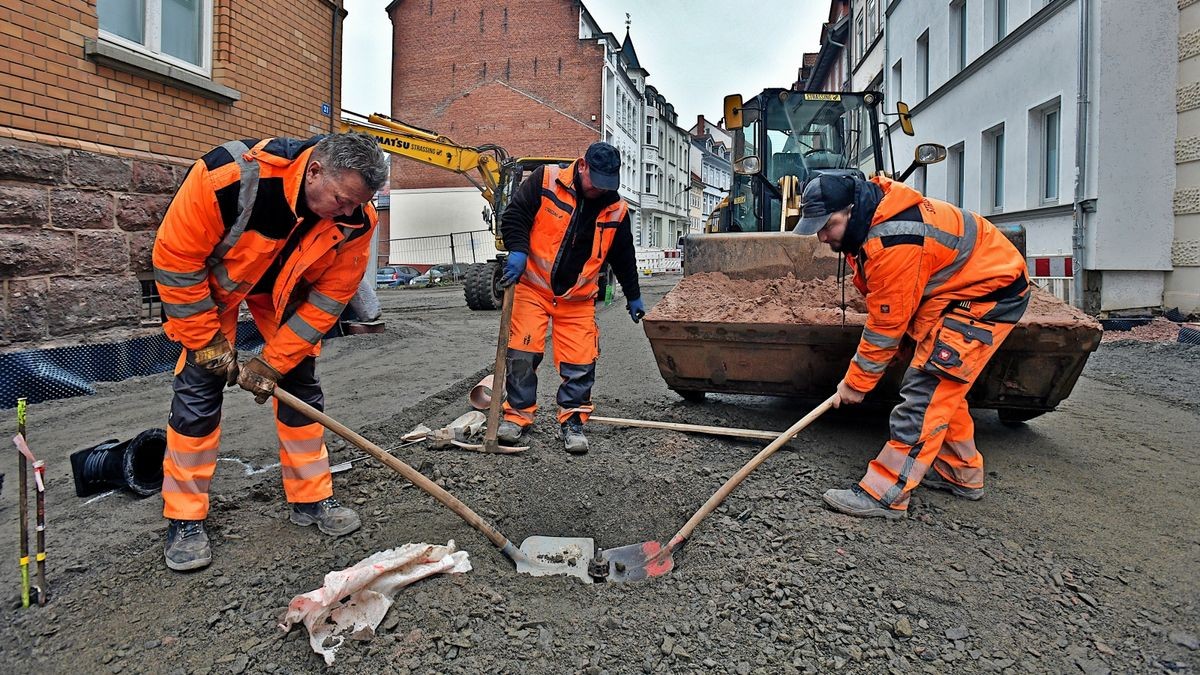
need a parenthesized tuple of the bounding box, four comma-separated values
(0, 0, 351, 349)
(383, 0, 656, 254)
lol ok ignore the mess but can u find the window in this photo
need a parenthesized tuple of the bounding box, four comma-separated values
(916, 31, 930, 99)
(855, 15, 865, 63)
(97, 0, 212, 72)
(867, 0, 877, 39)
(995, 0, 1007, 43)
(1042, 108, 1060, 202)
(646, 116, 654, 145)
(950, 0, 967, 74)
(948, 143, 965, 207)
(983, 124, 1005, 212)
(891, 60, 903, 105)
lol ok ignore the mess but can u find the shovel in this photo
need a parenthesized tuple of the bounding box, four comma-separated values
(272, 388, 595, 582)
(593, 394, 837, 582)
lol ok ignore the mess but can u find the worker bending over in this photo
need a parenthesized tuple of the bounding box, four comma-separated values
(795, 173, 1029, 519)
(495, 142, 643, 453)
(153, 133, 388, 570)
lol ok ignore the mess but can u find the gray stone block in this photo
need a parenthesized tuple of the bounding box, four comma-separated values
(0, 229, 77, 277)
(128, 230, 157, 274)
(77, 231, 130, 274)
(50, 188, 116, 230)
(47, 275, 141, 335)
(117, 193, 172, 231)
(0, 142, 68, 184)
(3, 278, 50, 343)
(68, 150, 132, 190)
(0, 185, 50, 226)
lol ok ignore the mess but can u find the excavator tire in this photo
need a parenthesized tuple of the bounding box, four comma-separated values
(464, 260, 502, 310)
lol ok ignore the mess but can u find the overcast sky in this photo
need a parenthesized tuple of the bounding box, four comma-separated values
(341, 1, 827, 124)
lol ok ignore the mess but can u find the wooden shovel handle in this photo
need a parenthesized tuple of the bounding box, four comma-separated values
(661, 394, 838, 556)
(483, 285, 516, 452)
(272, 387, 512, 551)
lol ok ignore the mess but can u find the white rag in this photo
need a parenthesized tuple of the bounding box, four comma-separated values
(279, 541, 471, 665)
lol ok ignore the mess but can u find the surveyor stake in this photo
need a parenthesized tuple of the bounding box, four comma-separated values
(482, 285, 515, 453)
(593, 394, 837, 582)
(271, 387, 595, 582)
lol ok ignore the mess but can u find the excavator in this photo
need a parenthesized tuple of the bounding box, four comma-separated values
(339, 113, 572, 310)
(646, 87, 1101, 424)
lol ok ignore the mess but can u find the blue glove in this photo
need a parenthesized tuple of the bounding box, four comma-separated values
(627, 297, 646, 323)
(500, 252, 527, 287)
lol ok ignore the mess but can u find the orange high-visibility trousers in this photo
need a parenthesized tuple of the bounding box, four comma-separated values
(161, 299, 332, 521)
(502, 282, 599, 427)
(857, 297, 1024, 511)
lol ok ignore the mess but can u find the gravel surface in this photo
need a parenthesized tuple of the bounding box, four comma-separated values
(0, 277, 1196, 674)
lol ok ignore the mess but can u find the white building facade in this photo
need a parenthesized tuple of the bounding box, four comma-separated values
(689, 115, 733, 229)
(640, 85, 692, 248)
(886, 0, 1178, 313)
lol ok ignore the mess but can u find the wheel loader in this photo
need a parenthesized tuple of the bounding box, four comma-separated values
(646, 89, 1101, 423)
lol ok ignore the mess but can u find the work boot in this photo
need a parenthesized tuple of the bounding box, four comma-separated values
(920, 470, 984, 501)
(291, 497, 361, 536)
(164, 519, 212, 572)
(821, 487, 906, 520)
(496, 420, 526, 444)
(561, 414, 589, 454)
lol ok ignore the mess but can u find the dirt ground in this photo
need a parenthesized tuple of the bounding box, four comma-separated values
(1, 276, 1197, 674)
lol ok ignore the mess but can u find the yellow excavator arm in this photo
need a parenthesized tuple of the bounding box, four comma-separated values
(339, 113, 507, 203)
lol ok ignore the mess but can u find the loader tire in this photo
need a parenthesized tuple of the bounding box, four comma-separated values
(997, 408, 1046, 427)
(464, 261, 502, 311)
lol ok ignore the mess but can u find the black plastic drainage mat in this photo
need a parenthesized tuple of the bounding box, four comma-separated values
(1180, 326, 1200, 345)
(0, 322, 267, 409)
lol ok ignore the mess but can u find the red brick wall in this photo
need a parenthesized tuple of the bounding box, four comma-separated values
(0, 0, 345, 160)
(387, 0, 604, 190)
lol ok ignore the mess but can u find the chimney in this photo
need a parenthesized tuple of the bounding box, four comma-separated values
(697, 114, 705, 134)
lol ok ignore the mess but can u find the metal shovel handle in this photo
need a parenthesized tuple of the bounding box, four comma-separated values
(272, 388, 522, 560)
(658, 394, 838, 559)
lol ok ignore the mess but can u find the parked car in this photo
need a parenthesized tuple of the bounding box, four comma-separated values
(376, 265, 421, 287)
(429, 263, 469, 281)
(408, 268, 446, 288)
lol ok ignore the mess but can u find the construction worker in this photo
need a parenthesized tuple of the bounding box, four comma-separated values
(495, 142, 643, 453)
(152, 133, 388, 570)
(794, 172, 1030, 519)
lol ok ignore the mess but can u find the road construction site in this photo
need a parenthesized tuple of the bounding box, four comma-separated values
(1, 276, 1198, 674)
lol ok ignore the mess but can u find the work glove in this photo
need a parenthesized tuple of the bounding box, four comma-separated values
(189, 333, 239, 387)
(237, 356, 282, 404)
(627, 297, 646, 323)
(500, 252, 527, 287)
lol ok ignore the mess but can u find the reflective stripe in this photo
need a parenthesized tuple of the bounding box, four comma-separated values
(280, 435, 324, 456)
(285, 313, 323, 344)
(210, 140, 261, 262)
(210, 262, 251, 295)
(166, 447, 218, 470)
(162, 474, 211, 495)
(540, 188, 574, 215)
(853, 351, 889, 374)
(163, 296, 216, 319)
(154, 267, 208, 288)
(924, 209, 978, 296)
(281, 460, 330, 482)
(868, 219, 960, 251)
(308, 290, 345, 316)
(862, 327, 900, 350)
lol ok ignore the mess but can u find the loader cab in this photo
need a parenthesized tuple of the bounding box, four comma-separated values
(721, 89, 885, 233)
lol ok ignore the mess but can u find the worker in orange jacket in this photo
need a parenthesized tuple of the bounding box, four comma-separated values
(794, 172, 1030, 519)
(494, 142, 644, 453)
(152, 133, 388, 570)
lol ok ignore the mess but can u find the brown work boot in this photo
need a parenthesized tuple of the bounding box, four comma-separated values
(291, 497, 361, 536)
(822, 487, 906, 520)
(164, 519, 212, 572)
(920, 470, 984, 501)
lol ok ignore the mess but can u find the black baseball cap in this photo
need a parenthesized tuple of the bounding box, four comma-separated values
(793, 173, 856, 235)
(584, 142, 621, 191)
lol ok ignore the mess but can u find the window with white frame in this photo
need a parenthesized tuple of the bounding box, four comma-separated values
(867, 0, 877, 40)
(97, 0, 212, 73)
(983, 124, 1005, 212)
(948, 142, 965, 207)
(916, 30, 930, 99)
(994, 0, 1007, 44)
(950, 0, 967, 75)
(1041, 107, 1060, 202)
(855, 15, 865, 63)
(891, 60, 903, 104)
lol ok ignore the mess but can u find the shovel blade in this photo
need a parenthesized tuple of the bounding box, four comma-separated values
(596, 540, 674, 583)
(516, 535, 596, 583)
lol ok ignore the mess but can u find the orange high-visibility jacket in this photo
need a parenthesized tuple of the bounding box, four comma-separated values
(153, 137, 376, 374)
(844, 177, 1026, 392)
(521, 162, 629, 302)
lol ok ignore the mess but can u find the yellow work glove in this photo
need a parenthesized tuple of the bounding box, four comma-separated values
(237, 356, 281, 404)
(189, 333, 239, 387)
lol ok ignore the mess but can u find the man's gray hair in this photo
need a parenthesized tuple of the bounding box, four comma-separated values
(312, 132, 389, 193)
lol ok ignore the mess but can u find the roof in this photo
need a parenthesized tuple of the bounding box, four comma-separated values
(621, 29, 647, 74)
